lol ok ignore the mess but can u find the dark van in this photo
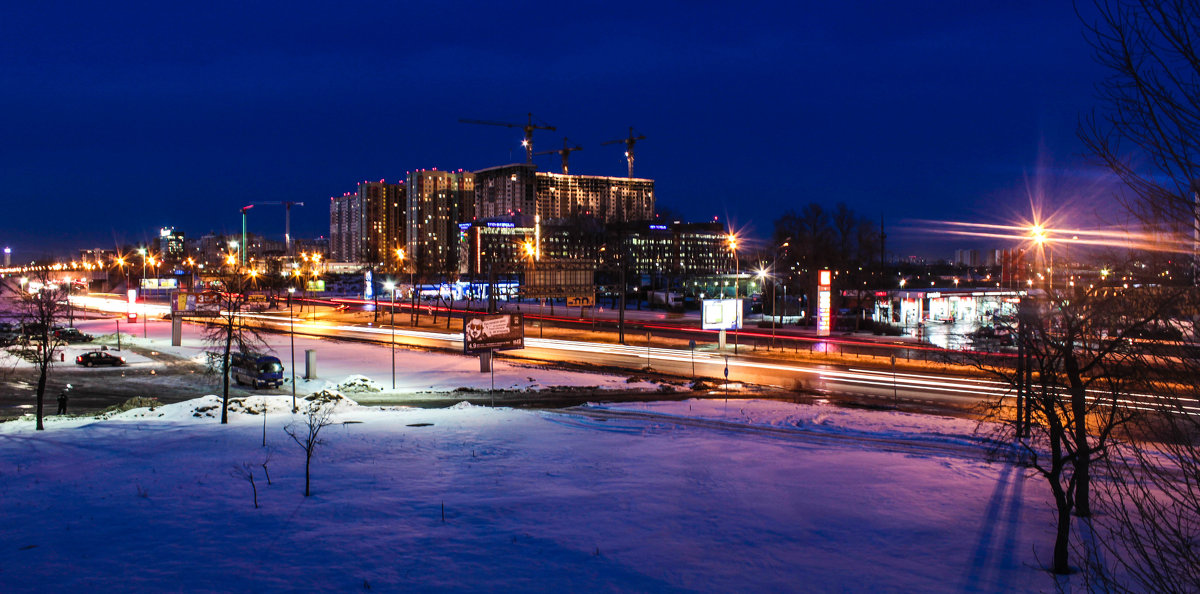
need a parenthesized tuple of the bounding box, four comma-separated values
(231, 353, 285, 388)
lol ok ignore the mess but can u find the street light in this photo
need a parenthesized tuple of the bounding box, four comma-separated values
(523, 241, 543, 337)
(384, 281, 396, 389)
(287, 286, 296, 411)
(397, 247, 414, 327)
(757, 267, 774, 349)
(138, 248, 148, 339)
(728, 233, 739, 354)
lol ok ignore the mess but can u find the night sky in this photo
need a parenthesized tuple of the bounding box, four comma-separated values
(1, 1, 1111, 260)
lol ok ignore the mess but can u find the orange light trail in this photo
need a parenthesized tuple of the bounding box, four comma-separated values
(907, 219, 1194, 254)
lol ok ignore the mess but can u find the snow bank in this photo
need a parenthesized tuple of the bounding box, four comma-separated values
(336, 374, 382, 393)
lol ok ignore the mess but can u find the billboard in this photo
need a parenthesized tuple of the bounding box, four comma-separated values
(172, 291, 221, 317)
(816, 269, 832, 337)
(141, 278, 179, 290)
(701, 299, 743, 330)
(524, 268, 594, 299)
(565, 294, 595, 307)
(463, 313, 525, 354)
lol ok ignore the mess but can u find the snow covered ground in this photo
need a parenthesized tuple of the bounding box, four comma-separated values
(0, 389, 1068, 592)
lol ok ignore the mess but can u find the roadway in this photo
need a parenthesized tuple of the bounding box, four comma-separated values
(69, 293, 1016, 411)
(234, 309, 1015, 411)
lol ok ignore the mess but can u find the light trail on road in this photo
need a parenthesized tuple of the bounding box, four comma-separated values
(230, 311, 1005, 405)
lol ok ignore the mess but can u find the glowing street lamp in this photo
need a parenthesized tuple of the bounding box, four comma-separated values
(384, 281, 396, 389)
(137, 248, 149, 339)
(396, 248, 414, 327)
(757, 267, 779, 348)
(728, 233, 740, 354)
(287, 286, 296, 411)
(1030, 224, 1046, 245)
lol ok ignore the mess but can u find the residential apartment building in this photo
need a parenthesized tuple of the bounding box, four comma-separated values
(471, 164, 655, 224)
(329, 180, 405, 267)
(535, 172, 654, 222)
(473, 164, 537, 219)
(406, 169, 474, 276)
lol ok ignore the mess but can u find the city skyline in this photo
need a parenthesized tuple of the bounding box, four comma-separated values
(3, 2, 1112, 259)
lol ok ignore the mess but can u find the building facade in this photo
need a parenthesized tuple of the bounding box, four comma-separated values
(471, 164, 655, 224)
(158, 227, 186, 265)
(406, 170, 474, 277)
(535, 172, 655, 223)
(473, 164, 537, 219)
(329, 191, 362, 263)
(329, 180, 406, 267)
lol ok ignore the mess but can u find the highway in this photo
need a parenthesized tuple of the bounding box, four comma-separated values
(67, 293, 1016, 408)
(231, 310, 1015, 409)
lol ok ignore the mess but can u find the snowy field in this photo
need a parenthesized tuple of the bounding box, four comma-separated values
(0, 389, 1069, 592)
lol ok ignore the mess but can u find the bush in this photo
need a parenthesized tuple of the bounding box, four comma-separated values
(98, 396, 161, 415)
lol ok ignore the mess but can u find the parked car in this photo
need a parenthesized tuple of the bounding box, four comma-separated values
(76, 351, 126, 367)
(55, 328, 94, 343)
(231, 352, 285, 388)
(0, 322, 19, 346)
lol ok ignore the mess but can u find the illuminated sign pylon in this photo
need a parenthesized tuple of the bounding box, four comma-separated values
(817, 270, 832, 337)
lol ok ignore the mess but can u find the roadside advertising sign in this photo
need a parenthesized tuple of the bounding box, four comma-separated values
(817, 269, 832, 337)
(463, 313, 525, 354)
(565, 294, 595, 307)
(701, 299, 743, 330)
(171, 291, 221, 317)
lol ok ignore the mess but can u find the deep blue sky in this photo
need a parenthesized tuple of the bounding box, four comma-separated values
(1, 1, 1111, 260)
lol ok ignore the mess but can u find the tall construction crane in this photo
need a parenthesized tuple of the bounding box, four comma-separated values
(601, 126, 647, 178)
(252, 201, 305, 256)
(534, 137, 583, 174)
(459, 112, 555, 164)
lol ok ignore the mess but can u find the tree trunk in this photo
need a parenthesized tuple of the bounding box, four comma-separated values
(35, 366, 47, 431)
(1065, 353, 1092, 517)
(304, 453, 311, 497)
(221, 323, 233, 424)
(1052, 481, 1072, 574)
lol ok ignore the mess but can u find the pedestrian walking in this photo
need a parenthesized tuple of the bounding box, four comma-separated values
(57, 384, 71, 415)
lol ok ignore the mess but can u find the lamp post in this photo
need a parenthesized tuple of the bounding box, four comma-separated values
(758, 268, 771, 349)
(770, 240, 790, 348)
(117, 256, 128, 291)
(185, 257, 196, 290)
(728, 233, 739, 354)
(288, 287, 296, 411)
(385, 281, 396, 389)
(524, 241, 542, 338)
(398, 248, 412, 328)
(138, 248, 148, 339)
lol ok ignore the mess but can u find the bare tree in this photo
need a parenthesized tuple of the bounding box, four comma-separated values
(1084, 359, 1200, 592)
(202, 269, 268, 424)
(963, 283, 1178, 574)
(284, 390, 339, 497)
(1079, 0, 1200, 274)
(12, 271, 69, 431)
(1073, 0, 1200, 588)
(229, 462, 259, 509)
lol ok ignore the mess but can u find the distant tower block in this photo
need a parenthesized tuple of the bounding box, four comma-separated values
(3, 247, 9, 267)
